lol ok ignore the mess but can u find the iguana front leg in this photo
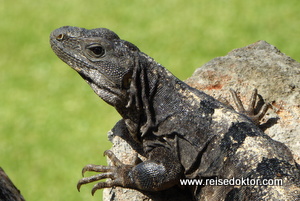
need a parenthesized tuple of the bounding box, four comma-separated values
(77, 147, 183, 195)
(77, 150, 134, 195)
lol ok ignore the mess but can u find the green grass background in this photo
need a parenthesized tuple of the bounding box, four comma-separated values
(1, 0, 300, 200)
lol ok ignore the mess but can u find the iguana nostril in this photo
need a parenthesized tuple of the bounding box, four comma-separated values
(56, 34, 64, 41)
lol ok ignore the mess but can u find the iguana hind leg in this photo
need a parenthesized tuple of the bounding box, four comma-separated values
(229, 88, 270, 125)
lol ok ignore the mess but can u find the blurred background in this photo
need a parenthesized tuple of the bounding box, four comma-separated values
(1, 0, 300, 200)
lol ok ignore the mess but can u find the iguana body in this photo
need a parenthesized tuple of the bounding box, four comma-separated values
(50, 26, 300, 200)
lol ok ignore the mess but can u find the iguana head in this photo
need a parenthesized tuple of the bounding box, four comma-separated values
(50, 26, 140, 107)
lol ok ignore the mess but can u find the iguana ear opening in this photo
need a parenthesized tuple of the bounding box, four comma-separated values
(122, 71, 133, 89)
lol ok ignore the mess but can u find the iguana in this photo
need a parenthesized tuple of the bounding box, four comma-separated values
(50, 26, 300, 200)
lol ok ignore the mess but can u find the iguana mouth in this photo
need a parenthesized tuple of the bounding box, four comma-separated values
(77, 71, 93, 84)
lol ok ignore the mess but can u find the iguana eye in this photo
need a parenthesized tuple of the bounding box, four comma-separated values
(87, 45, 105, 58)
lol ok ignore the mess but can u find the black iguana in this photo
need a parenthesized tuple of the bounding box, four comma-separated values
(50, 26, 300, 200)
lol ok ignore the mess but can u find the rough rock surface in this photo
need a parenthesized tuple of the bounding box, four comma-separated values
(186, 40, 300, 163)
(104, 40, 300, 200)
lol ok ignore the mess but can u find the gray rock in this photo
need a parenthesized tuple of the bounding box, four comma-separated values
(103, 121, 149, 201)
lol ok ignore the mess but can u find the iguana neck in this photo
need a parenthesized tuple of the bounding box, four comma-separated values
(117, 52, 181, 142)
